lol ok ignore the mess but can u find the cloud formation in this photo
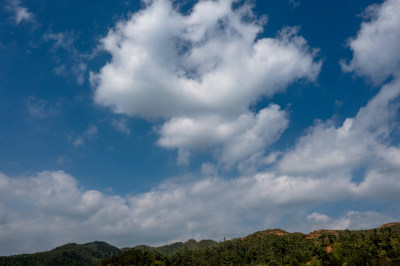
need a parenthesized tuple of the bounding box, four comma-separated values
(278, 78, 400, 175)
(112, 118, 131, 135)
(91, 0, 321, 165)
(5, 0, 35, 25)
(3, 0, 400, 257)
(43, 32, 90, 85)
(0, 170, 398, 256)
(92, 4, 319, 118)
(73, 125, 98, 146)
(281, 0, 400, 176)
(27, 97, 59, 119)
(306, 211, 396, 231)
(341, 0, 400, 83)
(158, 104, 288, 166)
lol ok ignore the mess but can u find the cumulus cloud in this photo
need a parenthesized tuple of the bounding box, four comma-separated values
(1, 169, 399, 256)
(92, 0, 320, 118)
(341, 0, 400, 83)
(90, 0, 320, 165)
(158, 104, 288, 166)
(279, 0, 400, 177)
(278, 77, 400, 175)
(5, 0, 35, 25)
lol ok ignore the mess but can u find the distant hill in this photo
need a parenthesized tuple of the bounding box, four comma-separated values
(379, 222, 400, 229)
(1, 223, 400, 265)
(102, 223, 400, 265)
(135, 239, 219, 255)
(0, 241, 121, 266)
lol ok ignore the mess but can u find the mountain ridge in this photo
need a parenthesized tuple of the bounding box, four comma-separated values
(1, 222, 399, 265)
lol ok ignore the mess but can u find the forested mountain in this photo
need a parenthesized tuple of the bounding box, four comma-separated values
(135, 239, 219, 256)
(1, 223, 400, 265)
(101, 223, 400, 265)
(0, 241, 121, 266)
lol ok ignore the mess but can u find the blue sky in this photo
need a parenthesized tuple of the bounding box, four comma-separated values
(1, 0, 400, 255)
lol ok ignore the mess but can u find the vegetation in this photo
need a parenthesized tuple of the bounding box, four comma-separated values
(1, 223, 400, 265)
(136, 239, 219, 256)
(0, 241, 121, 266)
(101, 223, 400, 266)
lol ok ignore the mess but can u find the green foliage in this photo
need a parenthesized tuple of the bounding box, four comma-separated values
(101, 224, 400, 266)
(100, 248, 167, 266)
(135, 239, 219, 256)
(0, 241, 121, 266)
(1, 223, 400, 265)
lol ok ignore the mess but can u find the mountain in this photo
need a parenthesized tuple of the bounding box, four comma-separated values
(135, 239, 219, 256)
(0, 241, 121, 266)
(101, 223, 400, 265)
(1, 223, 400, 265)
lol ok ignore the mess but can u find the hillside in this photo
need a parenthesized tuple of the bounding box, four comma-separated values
(101, 223, 400, 265)
(135, 239, 219, 255)
(0, 241, 121, 266)
(1, 223, 400, 265)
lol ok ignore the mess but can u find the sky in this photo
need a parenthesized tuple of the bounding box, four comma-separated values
(1, 0, 400, 256)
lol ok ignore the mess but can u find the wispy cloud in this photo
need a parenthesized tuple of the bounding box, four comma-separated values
(288, 0, 300, 8)
(73, 125, 98, 147)
(43, 32, 90, 85)
(72, 137, 84, 147)
(111, 118, 131, 135)
(43, 32, 77, 54)
(5, 0, 35, 25)
(27, 97, 59, 119)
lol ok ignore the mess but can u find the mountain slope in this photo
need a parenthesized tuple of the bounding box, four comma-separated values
(0, 241, 121, 266)
(102, 223, 400, 265)
(136, 239, 219, 255)
(1, 223, 400, 265)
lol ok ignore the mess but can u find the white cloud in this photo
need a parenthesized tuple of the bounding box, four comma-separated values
(90, 0, 320, 165)
(92, 0, 320, 118)
(353, 169, 400, 200)
(5, 0, 35, 25)
(306, 211, 396, 231)
(278, 78, 400, 175)
(307, 212, 331, 223)
(158, 104, 288, 166)
(341, 0, 400, 83)
(0, 169, 399, 256)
